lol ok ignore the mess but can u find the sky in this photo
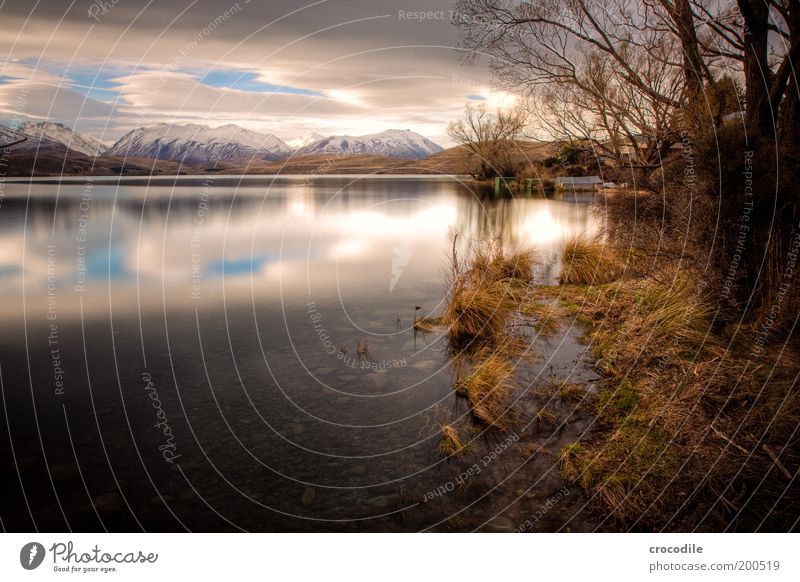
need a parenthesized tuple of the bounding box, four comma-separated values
(0, 0, 517, 146)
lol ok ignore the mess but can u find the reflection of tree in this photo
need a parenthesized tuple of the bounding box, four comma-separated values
(452, 185, 597, 283)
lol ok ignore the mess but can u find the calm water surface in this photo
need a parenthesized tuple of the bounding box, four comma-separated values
(0, 175, 601, 531)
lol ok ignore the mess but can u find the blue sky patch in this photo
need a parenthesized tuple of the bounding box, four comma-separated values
(206, 254, 272, 277)
(200, 69, 323, 97)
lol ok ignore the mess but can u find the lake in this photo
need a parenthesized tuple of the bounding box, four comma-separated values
(0, 175, 602, 532)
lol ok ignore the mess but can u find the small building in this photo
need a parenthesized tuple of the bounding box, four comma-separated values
(554, 176, 603, 192)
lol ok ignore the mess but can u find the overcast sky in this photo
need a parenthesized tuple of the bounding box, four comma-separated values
(0, 0, 515, 146)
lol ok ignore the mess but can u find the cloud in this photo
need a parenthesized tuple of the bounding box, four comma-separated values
(0, 0, 517, 145)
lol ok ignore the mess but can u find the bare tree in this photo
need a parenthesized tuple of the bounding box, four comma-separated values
(447, 102, 528, 179)
(733, 0, 800, 139)
(453, 0, 799, 147)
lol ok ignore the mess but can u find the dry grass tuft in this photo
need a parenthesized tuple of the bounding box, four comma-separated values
(559, 442, 587, 481)
(442, 235, 535, 350)
(557, 383, 587, 404)
(439, 423, 466, 456)
(470, 238, 537, 284)
(456, 347, 515, 428)
(443, 283, 516, 349)
(534, 404, 558, 427)
(559, 235, 624, 285)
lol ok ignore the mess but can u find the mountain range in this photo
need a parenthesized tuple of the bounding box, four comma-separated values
(295, 129, 442, 159)
(4, 121, 443, 163)
(18, 121, 108, 157)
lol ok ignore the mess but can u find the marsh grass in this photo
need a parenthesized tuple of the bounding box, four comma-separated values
(439, 423, 466, 456)
(442, 236, 535, 351)
(534, 404, 558, 427)
(553, 269, 800, 530)
(559, 442, 587, 481)
(470, 238, 537, 284)
(456, 347, 515, 428)
(443, 283, 516, 349)
(440, 236, 551, 433)
(559, 235, 624, 285)
(557, 382, 587, 404)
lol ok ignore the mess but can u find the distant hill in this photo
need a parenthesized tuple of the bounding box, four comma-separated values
(18, 121, 109, 157)
(105, 123, 292, 163)
(2, 120, 553, 178)
(295, 129, 443, 159)
(1, 151, 207, 177)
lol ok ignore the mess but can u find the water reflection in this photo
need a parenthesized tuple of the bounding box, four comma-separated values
(0, 176, 601, 532)
(0, 176, 598, 322)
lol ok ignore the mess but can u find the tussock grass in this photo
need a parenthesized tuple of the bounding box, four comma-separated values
(534, 404, 558, 427)
(440, 236, 542, 432)
(557, 383, 587, 404)
(443, 283, 516, 349)
(635, 276, 716, 348)
(559, 442, 587, 481)
(559, 235, 624, 285)
(442, 236, 534, 350)
(456, 347, 515, 428)
(470, 238, 537, 284)
(439, 423, 466, 456)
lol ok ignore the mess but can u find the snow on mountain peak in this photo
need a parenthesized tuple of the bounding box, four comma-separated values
(19, 121, 108, 157)
(286, 132, 325, 149)
(11, 120, 444, 163)
(105, 123, 292, 163)
(295, 129, 442, 159)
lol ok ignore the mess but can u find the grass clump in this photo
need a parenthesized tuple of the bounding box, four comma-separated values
(634, 275, 716, 348)
(557, 383, 586, 404)
(442, 235, 534, 350)
(559, 442, 587, 481)
(456, 348, 515, 429)
(534, 404, 558, 427)
(439, 423, 466, 456)
(470, 238, 537, 284)
(443, 283, 516, 349)
(559, 235, 623, 285)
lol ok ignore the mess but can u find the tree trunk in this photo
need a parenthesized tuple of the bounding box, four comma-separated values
(737, 0, 774, 138)
(668, 0, 710, 131)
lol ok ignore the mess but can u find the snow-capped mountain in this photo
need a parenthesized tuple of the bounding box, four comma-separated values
(105, 123, 292, 163)
(286, 132, 325, 149)
(18, 121, 108, 157)
(295, 129, 443, 159)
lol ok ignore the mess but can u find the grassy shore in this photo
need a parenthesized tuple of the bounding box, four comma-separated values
(547, 236, 799, 531)
(432, 229, 798, 531)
